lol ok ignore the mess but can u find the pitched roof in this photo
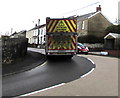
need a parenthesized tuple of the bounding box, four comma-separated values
(104, 33, 120, 39)
(29, 24, 46, 31)
(76, 11, 112, 24)
(77, 12, 96, 21)
(10, 30, 26, 36)
(10, 32, 17, 36)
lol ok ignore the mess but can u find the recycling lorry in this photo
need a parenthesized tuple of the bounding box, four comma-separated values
(45, 17, 77, 58)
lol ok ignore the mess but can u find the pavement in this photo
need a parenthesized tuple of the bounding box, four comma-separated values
(2, 49, 47, 76)
(89, 51, 120, 58)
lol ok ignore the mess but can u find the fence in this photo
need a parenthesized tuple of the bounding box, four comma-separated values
(2, 37, 28, 64)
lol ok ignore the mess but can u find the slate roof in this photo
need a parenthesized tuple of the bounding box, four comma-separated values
(10, 32, 17, 36)
(30, 24, 46, 31)
(10, 30, 26, 36)
(77, 12, 96, 21)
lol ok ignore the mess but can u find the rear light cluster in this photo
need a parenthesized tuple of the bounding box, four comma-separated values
(47, 52, 76, 55)
(47, 53, 53, 55)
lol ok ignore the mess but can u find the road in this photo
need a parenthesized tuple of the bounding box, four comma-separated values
(2, 48, 95, 97)
(29, 54, 118, 96)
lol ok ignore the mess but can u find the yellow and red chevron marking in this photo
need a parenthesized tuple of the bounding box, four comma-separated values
(69, 35, 76, 50)
(48, 35, 76, 50)
(46, 19, 76, 33)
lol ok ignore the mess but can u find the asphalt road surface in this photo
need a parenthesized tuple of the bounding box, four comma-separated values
(2, 55, 95, 97)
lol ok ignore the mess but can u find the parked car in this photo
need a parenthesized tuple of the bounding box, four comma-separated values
(77, 43, 89, 54)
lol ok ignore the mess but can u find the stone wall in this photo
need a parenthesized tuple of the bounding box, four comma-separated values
(2, 37, 28, 64)
(88, 13, 112, 37)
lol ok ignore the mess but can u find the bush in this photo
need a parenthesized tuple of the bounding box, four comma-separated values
(78, 35, 104, 43)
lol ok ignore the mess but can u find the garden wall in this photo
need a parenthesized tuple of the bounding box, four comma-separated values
(2, 37, 28, 64)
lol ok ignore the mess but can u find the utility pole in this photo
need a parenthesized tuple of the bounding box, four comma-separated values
(37, 19, 40, 46)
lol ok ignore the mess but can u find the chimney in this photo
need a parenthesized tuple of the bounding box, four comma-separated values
(96, 5, 101, 12)
(35, 24, 37, 27)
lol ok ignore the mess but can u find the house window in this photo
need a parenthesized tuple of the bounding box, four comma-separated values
(82, 21, 85, 30)
(44, 35, 46, 41)
(30, 38, 32, 43)
(77, 24, 79, 30)
(41, 29, 43, 35)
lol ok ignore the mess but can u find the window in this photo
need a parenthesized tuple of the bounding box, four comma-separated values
(41, 29, 43, 35)
(44, 35, 46, 41)
(82, 21, 85, 30)
(77, 24, 79, 30)
(33, 30, 37, 36)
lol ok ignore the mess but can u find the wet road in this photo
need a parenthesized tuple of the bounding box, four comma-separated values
(2, 55, 95, 97)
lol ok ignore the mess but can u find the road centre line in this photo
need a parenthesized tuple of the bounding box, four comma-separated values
(20, 83, 65, 97)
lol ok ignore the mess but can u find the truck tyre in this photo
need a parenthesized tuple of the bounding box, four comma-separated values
(68, 55, 73, 59)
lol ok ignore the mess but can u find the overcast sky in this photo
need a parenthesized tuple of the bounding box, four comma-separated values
(0, 0, 119, 35)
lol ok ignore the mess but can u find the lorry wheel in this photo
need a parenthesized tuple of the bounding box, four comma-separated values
(68, 55, 73, 59)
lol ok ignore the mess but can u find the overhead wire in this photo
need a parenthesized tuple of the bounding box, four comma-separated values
(55, 0, 103, 17)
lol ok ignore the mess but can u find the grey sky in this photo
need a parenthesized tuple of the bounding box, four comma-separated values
(0, 0, 119, 35)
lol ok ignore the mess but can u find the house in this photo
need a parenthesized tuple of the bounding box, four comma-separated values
(10, 30, 26, 38)
(104, 33, 120, 50)
(76, 5, 112, 43)
(26, 24, 46, 45)
(10, 32, 17, 38)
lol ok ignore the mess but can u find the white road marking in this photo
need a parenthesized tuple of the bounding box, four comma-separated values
(20, 55, 95, 97)
(20, 83, 65, 97)
(81, 68, 95, 78)
(77, 55, 95, 78)
(87, 58, 95, 65)
(29, 61, 47, 72)
(28, 48, 45, 54)
(77, 54, 95, 65)
(40, 61, 47, 67)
